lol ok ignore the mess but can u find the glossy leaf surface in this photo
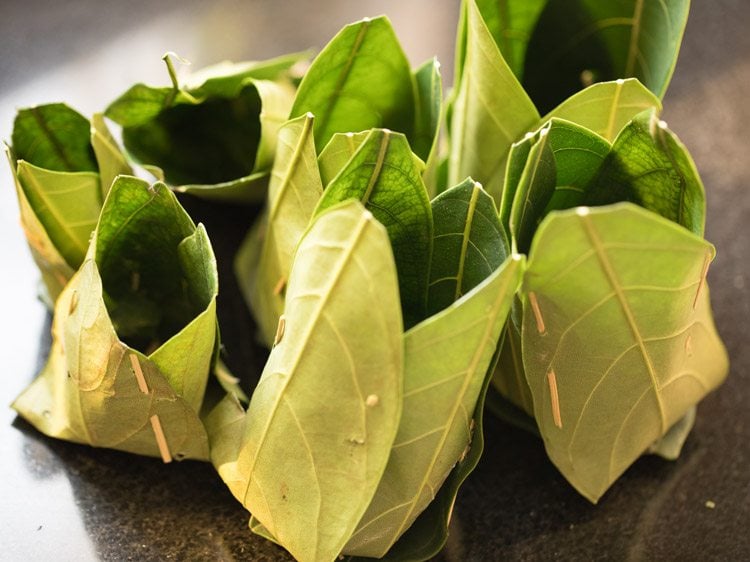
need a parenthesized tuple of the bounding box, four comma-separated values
(290, 16, 415, 151)
(209, 201, 403, 562)
(317, 131, 369, 188)
(316, 129, 432, 328)
(522, 204, 728, 502)
(412, 57, 443, 164)
(427, 178, 507, 316)
(523, 0, 690, 112)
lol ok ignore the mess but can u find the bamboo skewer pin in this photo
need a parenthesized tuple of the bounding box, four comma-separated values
(130, 354, 172, 463)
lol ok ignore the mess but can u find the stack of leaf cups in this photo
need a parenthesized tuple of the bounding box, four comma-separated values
(8, 1, 728, 561)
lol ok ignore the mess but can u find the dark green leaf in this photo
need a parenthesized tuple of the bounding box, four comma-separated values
(523, 0, 690, 112)
(584, 108, 705, 235)
(474, 0, 547, 80)
(316, 129, 433, 328)
(12, 103, 96, 172)
(427, 178, 507, 316)
(412, 58, 443, 163)
(290, 16, 415, 151)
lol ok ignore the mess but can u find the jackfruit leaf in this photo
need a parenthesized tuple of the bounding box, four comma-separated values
(508, 124, 556, 254)
(11, 103, 97, 172)
(449, 0, 539, 203)
(491, 298, 535, 418)
(583, 108, 706, 236)
(344, 254, 524, 558)
(315, 129, 433, 328)
(521, 203, 729, 502)
(90, 113, 133, 197)
(523, 0, 690, 113)
(5, 147, 74, 305)
(106, 56, 295, 203)
(290, 16, 415, 152)
(543, 78, 661, 142)
(236, 113, 324, 347)
(499, 118, 613, 249)
(208, 201, 403, 562)
(14, 161, 101, 270)
(648, 407, 696, 460)
(473, 0, 547, 80)
(183, 50, 311, 96)
(412, 58, 443, 164)
(12, 176, 218, 461)
(427, 178, 508, 317)
(318, 131, 369, 188)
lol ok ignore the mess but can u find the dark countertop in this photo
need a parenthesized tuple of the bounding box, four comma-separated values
(1, 1, 748, 560)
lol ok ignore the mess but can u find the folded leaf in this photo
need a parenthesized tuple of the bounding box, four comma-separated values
(427, 178, 508, 316)
(521, 204, 728, 502)
(318, 131, 369, 188)
(236, 113, 324, 347)
(523, 0, 690, 112)
(13, 176, 218, 461)
(315, 129, 433, 328)
(473, 0, 547, 80)
(412, 58, 443, 164)
(584, 108, 706, 236)
(543, 78, 661, 142)
(449, 0, 540, 203)
(344, 254, 523, 557)
(290, 16, 415, 151)
(12, 103, 97, 172)
(106, 55, 295, 203)
(209, 201, 403, 562)
(9, 104, 132, 303)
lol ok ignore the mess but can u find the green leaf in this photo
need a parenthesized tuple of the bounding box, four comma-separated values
(12, 103, 97, 172)
(412, 58, 443, 163)
(499, 118, 611, 249)
(584, 108, 706, 236)
(344, 255, 523, 558)
(648, 407, 695, 460)
(5, 146, 74, 304)
(318, 130, 369, 188)
(15, 160, 101, 269)
(521, 203, 728, 502)
(106, 55, 295, 202)
(90, 113, 133, 197)
(290, 16, 415, 151)
(523, 0, 690, 112)
(491, 299, 535, 418)
(543, 78, 661, 142)
(236, 113, 324, 347)
(474, 0, 547, 80)
(315, 129, 433, 328)
(427, 178, 508, 316)
(13, 176, 218, 461)
(542, 118, 611, 212)
(183, 50, 311, 96)
(118, 79, 292, 186)
(449, 0, 540, 203)
(209, 201, 403, 562)
(508, 124, 556, 253)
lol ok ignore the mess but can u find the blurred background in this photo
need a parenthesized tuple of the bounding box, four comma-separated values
(1, 1, 748, 560)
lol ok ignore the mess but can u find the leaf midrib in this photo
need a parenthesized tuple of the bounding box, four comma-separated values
(579, 213, 667, 432)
